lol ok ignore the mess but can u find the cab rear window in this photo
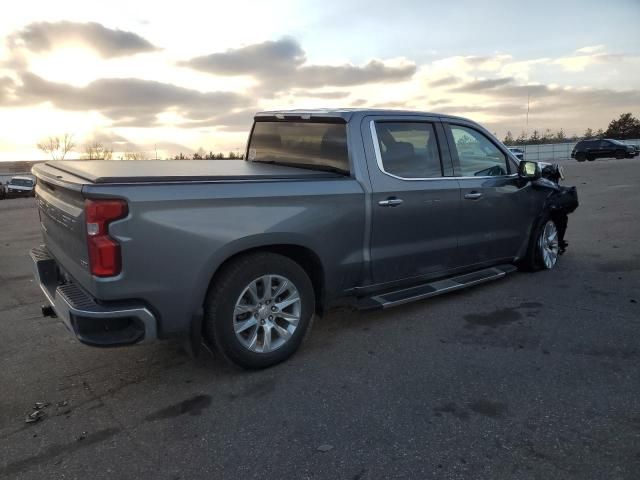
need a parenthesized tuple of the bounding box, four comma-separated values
(247, 121, 350, 174)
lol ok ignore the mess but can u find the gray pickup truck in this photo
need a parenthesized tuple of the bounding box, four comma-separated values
(31, 109, 578, 368)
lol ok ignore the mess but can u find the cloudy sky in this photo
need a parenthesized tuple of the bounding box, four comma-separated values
(1, 0, 639, 160)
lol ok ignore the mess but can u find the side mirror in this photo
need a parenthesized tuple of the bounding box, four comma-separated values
(518, 160, 541, 180)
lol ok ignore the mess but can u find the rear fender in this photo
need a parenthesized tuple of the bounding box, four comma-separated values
(189, 232, 323, 319)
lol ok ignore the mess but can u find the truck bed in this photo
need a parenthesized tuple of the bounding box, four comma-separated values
(36, 160, 341, 184)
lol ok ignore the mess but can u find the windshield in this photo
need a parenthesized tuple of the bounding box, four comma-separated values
(609, 139, 627, 146)
(9, 178, 34, 187)
(247, 121, 350, 174)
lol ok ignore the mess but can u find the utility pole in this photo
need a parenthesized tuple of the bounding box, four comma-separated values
(524, 89, 530, 160)
(526, 90, 530, 130)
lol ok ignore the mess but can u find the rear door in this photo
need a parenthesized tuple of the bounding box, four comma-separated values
(362, 115, 461, 284)
(443, 121, 532, 266)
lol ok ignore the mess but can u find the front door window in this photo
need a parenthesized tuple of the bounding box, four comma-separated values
(450, 125, 509, 177)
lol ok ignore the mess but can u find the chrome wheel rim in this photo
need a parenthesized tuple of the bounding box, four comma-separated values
(538, 220, 559, 269)
(233, 275, 301, 353)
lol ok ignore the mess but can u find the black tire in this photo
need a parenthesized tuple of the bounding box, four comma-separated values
(615, 149, 625, 159)
(519, 214, 560, 271)
(586, 154, 596, 161)
(203, 252, 315, 369)
(575, 152, 586, 162)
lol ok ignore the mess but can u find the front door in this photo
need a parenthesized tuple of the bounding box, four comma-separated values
(363, 117, 461, 284)
(444, 122, 533, 267)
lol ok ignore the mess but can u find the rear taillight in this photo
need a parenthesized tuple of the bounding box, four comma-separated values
(85, 199, 128, 277)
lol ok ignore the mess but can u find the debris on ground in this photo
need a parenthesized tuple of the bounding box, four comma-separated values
(25, 401, 51, 423)
(25, 409, 46, 424)
(317, 444, 334, 452)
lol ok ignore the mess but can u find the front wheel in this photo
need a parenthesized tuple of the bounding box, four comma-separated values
(537, 220, 560, 269)
(203, 252, 315, 369)
(520, 216, 560, 271)
(575, 152, 586, 162)
(615, 149, 625, 159)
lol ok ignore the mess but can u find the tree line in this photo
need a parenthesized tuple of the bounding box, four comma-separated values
(36, 136, 245, 161)
(174, 149, 244, 160)
(503, 113, 640, 146)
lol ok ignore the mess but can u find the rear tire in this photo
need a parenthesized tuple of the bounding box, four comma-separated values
(203, 252, 315, 369)
(520, 215, 560, 271)
(587, 154, 595, 161)
(575, 152, 586, 162)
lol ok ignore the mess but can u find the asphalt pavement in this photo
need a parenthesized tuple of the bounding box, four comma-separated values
(1, 158, 639, 479)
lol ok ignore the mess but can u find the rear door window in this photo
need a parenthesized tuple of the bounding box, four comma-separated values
(247, 121, 349, 174)
(373, 122, 443, 178)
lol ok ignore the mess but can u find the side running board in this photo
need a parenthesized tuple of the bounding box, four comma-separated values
(359, 264, 517, 310)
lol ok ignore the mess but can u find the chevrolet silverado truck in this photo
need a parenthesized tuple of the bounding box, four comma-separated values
(31, 109, 578, 369)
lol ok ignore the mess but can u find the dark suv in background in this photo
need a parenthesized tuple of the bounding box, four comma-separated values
(571, 139, 638, 162)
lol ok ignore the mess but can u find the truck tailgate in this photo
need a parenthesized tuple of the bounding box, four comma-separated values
(33, 165, 93, 292)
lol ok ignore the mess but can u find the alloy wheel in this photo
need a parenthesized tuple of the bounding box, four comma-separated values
(233, 275, 301, 353)
(538, 220, 559, 269)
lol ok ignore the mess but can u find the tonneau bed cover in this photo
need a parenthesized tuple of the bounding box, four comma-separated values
(35, 159, 341, 185)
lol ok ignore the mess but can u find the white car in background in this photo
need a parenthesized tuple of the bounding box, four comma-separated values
(6, 176, 36, 197)
(507, 147, 525, 160)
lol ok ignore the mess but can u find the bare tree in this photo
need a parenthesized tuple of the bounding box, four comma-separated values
(123, 151, 148, 160)
(192, 147, 206, 160)
(83, 142, 113, 160)
(37, 133, 75, 160)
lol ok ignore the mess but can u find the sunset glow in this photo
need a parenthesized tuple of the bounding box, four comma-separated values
(1, 0, 639, 160)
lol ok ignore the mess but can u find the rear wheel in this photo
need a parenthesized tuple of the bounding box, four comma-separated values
(575, 152, 586, 162)
(203, 252, 315, 369)
(587, 154, 596, 161)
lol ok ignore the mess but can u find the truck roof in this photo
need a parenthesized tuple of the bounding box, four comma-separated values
(255, 108, 465, 122)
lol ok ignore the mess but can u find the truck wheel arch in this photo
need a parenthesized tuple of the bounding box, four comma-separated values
(200, 243, 326, 316)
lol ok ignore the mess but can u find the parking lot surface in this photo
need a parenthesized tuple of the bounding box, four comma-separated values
(1, 158, 639, 479)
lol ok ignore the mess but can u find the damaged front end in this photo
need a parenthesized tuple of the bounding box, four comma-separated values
(539, 162, 565, 183)
(534, 163, 579, 254)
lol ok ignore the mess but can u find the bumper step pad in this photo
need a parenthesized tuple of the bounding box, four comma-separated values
(30, 246, 158, 346)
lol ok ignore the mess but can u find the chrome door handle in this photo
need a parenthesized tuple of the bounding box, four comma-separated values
(464, 192, 483, 200)
(378, 198, 404, 207)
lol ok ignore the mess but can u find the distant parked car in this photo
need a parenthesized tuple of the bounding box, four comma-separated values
(571, 139, 637, 162)
(507, 147, 524, 161)
(0, 182, 5, 200)
(6, 176, 36, 197)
